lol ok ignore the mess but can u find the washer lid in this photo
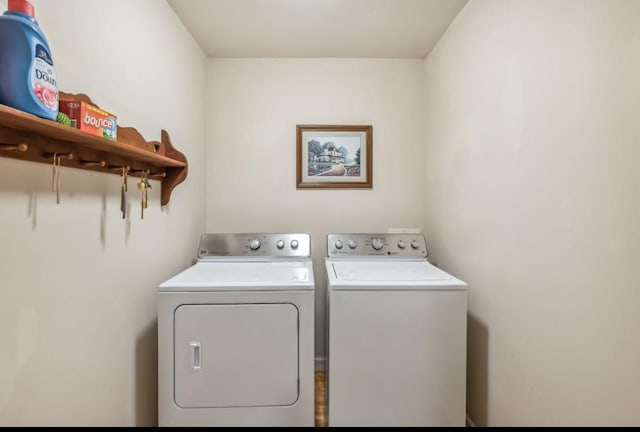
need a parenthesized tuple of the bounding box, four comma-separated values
(331, 260, 455, 282)
(159, 261, 314, 290)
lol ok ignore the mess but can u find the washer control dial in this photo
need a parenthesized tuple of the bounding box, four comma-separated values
(326, 234, 426, 258)
(290, 240, 299, 249)
(249, 239, 261, 250)
(276, 240, 285, 249)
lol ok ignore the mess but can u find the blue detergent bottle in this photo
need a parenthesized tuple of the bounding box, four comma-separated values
(0, 0, 58, 120)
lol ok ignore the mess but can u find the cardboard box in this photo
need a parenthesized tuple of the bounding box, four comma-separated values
(58, 100, 117, 141)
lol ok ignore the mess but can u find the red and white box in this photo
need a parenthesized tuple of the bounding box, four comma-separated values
(58, 100, 118, 141)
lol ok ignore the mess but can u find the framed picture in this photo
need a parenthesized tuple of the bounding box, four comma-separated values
(296, 124, 373, 189)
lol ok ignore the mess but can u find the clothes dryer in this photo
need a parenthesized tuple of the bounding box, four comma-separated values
(159, 233, 314, 426)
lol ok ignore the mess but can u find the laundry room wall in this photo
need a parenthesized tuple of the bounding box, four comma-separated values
(423, 0, 640, 426)
(0, 0, 206, 426)
(206, 58, 425, 367)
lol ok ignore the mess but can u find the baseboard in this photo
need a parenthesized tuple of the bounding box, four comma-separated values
(315, 356, 326, 371)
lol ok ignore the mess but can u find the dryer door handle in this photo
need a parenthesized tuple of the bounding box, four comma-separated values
(189, 341, 201, 371)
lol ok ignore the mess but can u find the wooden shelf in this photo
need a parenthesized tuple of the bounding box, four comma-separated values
(0, 92, 188, 206)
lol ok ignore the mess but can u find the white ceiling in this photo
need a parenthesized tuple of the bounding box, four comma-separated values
(167, 0, 468, 58)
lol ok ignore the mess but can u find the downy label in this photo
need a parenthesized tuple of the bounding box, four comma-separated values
(31, 43, 58, 112)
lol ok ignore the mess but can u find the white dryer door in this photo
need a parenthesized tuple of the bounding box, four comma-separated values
(174, 303, 299, 408)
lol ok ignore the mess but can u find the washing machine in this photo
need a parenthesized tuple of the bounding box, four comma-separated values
(325, 233, 467, 427)
(158, 233, 314, 426)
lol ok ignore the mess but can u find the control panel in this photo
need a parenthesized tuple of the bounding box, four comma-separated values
(327, 233, 428, 258)
(198, 233, 311, 260)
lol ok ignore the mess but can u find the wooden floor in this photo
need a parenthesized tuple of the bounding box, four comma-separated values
(315, 372, 327, 427)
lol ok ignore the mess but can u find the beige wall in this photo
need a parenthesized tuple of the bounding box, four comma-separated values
(0, 0, 206, 426)
(4, 0, 637, 426)
(206, 58, 425, 364)
(424, 0, 640, 426)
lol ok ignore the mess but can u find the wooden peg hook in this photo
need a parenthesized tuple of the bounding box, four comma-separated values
(129, 169, 149, 176)
(44, 152, 74, 160)
(80, 159, 106, 167)
(0, 143, 28, 152)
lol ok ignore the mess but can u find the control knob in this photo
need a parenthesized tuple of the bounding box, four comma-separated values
(335, 240, 343, 250)
(276, 240, 285, 249)
(290, 240, 299, 249)
(348, 240, 358, 249)
(371, 238, 384, 250)
(410, 240, 420, 249)
(397, 240, 407, 249)
(249, 239, 261, 250)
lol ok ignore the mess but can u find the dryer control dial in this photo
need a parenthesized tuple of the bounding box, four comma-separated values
(371, 238, 384, 250)
(290, 240, 299, 249)
(348, 240, 358, 249)
(276, 240, 285, 249)
(249, 239, 261, 250)
(397, 240, 407, 249)
(335, 240, 344, 249)
(410, 240, 420, 249)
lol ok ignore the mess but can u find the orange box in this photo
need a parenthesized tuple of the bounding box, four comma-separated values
(58, 100, 118, 141)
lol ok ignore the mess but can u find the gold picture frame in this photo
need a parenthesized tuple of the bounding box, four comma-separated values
(296, 124, 373, 189)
